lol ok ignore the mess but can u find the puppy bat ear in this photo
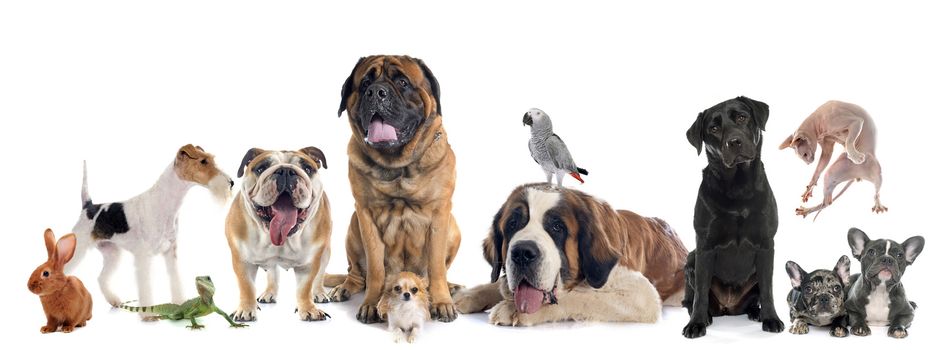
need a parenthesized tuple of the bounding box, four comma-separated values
(576, 204, 621, 289)
(237, 148, 264, 178)
(299, 146, 328, 170)
(338, 57, 366, 118)
(414, 57, 441, 116)
(43, 228, 56, 260)
(834, 255, 851, 285)
(686, 111, 706, 155)
(53, 234, 77, 271)
(484, 204, 507, 283)
(901, 236, 925, 265)
(737, 96, 769, 131)
(779, 135, 794, 150)
(785, 261, 807, 288)
(847, 227, 870, 259)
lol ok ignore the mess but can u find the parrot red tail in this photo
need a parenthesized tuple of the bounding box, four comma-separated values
(569, 172, 585, 184)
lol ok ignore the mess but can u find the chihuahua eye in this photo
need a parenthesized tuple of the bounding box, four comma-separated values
(393, 286, 401, 293)
(410, 287, 418, 294)
(42, 271, 49, 278)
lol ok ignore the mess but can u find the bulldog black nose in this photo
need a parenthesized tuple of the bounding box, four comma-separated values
(881, 256, 894, 265)
(366, 84, 389, 99)
(274, 167, 298, 193)
(511, 241, 540, 265)
(818, 295, 831, 305)
(403, 292, 411, 301)
(727, 138, 742, 148)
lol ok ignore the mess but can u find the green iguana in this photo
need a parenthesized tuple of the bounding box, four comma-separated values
(119, 276, 247, 330)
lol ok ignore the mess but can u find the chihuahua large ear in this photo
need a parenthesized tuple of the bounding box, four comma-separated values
(53, 234, 77, 271)
(833, 255, 851, 285)
(737, 96, 769, 131)
(484, 205, 507, 283)
(299, 146, 328, 170)
(43, 228, 56, 260)
(901, 236, 925, 265)
(785, 261, 807, 288)
(237, 148, 264, 178)
(338, 56, 367, 117)
(686, 111, 707, 155)
(576, 205, 621, 289)
(414, 57, 442, 116)
(847, 227, 870, 259)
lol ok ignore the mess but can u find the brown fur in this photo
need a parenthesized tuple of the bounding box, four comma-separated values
(329, 55, 461, 322)
(377, 272, 430, 320)
(28, 229, 93, 333)
(174, 144, 221, 186)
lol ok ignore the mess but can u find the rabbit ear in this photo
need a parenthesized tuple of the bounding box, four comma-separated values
(53, 234, 77, 270)
(44, 228, 56, 260)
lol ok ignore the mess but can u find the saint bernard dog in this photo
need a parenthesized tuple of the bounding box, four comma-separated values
(455, 183, 688, 326)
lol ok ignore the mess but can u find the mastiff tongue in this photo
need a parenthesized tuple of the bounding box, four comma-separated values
(514, 282, 546, 314)
(367, 119, 398, 143)
(269, 195, 298, 246)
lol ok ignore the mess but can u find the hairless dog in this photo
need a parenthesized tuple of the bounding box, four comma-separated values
(779, 100, 886, 219)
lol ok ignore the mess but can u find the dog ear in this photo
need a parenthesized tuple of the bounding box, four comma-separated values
(484, 206, 506, 283)
(338, 56, 366, 117)
(686, 111, 707, 155)
(737, 96, 769, 131)
(833, 255, 851, 285)
(414, 57, 442, 116)
(237, 148, 264, 178)
(576, 207, 621, 289)
(847, 227, 870, 259)
(299, 146, 328, 170)
(43, 228, 56, 260)
(901, 236, 925, 265)
(785, 261, 807, 288)
(178, 144, 202, 160)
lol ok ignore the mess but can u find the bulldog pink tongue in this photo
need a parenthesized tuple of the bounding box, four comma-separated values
(269, 195, 298, 246)
(514, 283, 545, 314)
(367, 119, 398, 143)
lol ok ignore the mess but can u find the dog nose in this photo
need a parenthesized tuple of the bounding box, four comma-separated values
(511, 241, 540, 265)
(727, 138, 742, 148)
(403, 292, 411, 301)
(819, 295, 831, 305)
(366, 84, 389, 99)
(881, 256, 894, 265)
(274, 168, 298, 193)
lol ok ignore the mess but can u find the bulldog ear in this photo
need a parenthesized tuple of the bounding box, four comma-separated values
(834, 255, 851, 285)
(785, 261, 807, 288)
(686, 111, 706, 155)
(576, 206, 621, 289)
(237, 148, 263, 178)
(338, 56, 366, 117)
(737, 96, 769, 131)
(901, 236, 925, 265)
(484, 205, 506, 283)
(415, 58, 441, 116)
(847, 227, 870, 259)
(299, 146, 328, 170)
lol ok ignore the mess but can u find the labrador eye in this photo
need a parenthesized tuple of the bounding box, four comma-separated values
(42, 271, 49, 278)
(394, 286, 401, 293)
(709, 125, 720, 134)
(804, 286, 813, 294)
(411, 287, 418, 294)
(735, 114, 748, 123)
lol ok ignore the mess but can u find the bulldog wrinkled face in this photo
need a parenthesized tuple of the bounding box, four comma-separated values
(848, 228, 925, 285)
(502, 188, 566, 314)
(241, 151, 324, 246)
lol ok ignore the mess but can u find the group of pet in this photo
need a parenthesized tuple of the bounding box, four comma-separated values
(27, 55, 924, 342)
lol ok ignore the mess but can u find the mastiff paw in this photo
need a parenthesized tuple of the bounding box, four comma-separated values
(431, 302, 458, 322)
(356, 303, 381, 324)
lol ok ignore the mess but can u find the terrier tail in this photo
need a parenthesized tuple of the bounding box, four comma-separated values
(81, 160, 91, 208)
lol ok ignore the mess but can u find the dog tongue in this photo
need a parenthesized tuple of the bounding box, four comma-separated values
(269, 195, 297, 246)
(367, 119, 398, 143)
(514, 283, 545, 314)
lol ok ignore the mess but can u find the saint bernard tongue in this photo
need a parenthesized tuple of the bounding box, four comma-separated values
(514, 280, 548, 314)
(367, 118, 398, 143)
(269, 195, 298, 246)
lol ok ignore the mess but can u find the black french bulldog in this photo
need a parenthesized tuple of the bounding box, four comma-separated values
(846, 228, 924, 338)
(785, 256, 851, 337)
(682, 96, 784, 338)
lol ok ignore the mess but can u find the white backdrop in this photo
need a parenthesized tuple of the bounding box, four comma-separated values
(1, 0, 935, 348)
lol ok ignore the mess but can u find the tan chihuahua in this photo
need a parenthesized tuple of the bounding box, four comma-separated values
(378, 272, 430, 343)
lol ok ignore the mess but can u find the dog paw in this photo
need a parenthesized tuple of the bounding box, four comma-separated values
(848, 151, 866, 165)
(328, 285, 351, 302)
(762, 318, 784, 333)
(489, 300, 531, 327)
(296, 305, 330, 322)
(888, 325, 908, 338)
(356, 303, 381, 324)
(431, 301, 458, 322)
(230, 306, 258, 322)
(682, 321, 708, 338)
(453, 290, 484, 314)
(789, 320, 809, 335)
(746, 305, 761, 322)
(313, 292, 331, 304)
(256, 291, 277, 304)
(851, 325, 871, 336)
(448, 283, 465, 296)
(830, 326, 848, 337)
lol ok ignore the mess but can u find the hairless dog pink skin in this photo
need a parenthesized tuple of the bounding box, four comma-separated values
(779, 100, 886, 219)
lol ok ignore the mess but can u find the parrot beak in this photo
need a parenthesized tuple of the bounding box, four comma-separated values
(523, 112, 533, 126)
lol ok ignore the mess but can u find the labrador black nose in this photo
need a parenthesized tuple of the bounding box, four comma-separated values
(511, 241, 540, 265)
(403, 292, 411, 301)
(365, 84, 389, 99)
(727, 138, 743, 148)
(275, 167, 298, 193)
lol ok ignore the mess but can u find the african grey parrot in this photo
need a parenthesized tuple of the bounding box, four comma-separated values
(523, 108, 588, 188)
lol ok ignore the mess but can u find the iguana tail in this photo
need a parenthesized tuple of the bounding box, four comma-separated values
(324, 274, 346, 288)
(119, 300, 181, 315)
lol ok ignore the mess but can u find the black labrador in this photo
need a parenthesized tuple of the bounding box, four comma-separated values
(681, 96, 784, 338)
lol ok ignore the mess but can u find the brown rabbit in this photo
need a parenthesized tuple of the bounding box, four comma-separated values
(27, 229, 93, 333)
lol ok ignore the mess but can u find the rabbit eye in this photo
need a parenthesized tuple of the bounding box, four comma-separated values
(411, 287, 419, 294)
(42, 271, 49, 278)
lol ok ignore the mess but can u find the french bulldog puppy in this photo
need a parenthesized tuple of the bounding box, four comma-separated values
(785, 256, 851, 337)
(845, 228, 924, 338)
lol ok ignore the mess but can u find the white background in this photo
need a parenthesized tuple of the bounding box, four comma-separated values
(1, 0, 935, 348)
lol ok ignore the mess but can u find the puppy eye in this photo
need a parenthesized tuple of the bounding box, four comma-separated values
(398, 79, 409, 88)
(393, 286, 401, 292)
(804, 286, 813, 294)
(867, 248, 875, 256)
(42, 271, 49, 278)
(361, 77, 372, 88)
(410, 287, 418, 294)
(833, 285, 841, 292)
(896, 252, 903, 259)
